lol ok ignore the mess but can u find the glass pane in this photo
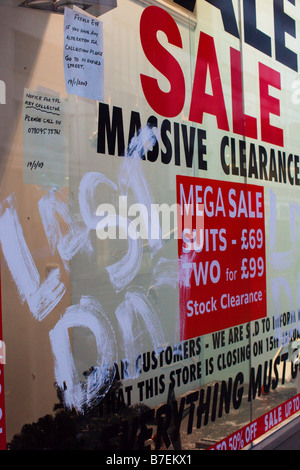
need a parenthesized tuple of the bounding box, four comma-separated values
(1, 0, 300, 453)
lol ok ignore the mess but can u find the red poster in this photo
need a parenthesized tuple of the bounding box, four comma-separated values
(176, 176, 267, 340)
(0, 271, 6, 450)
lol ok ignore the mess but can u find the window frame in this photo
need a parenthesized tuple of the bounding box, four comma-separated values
(134, 0, 197, 29)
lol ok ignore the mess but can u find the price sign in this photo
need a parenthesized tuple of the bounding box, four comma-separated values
(176, 176, 267, 340)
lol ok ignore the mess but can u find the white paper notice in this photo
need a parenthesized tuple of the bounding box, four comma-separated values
(23, 88, 68, 187)
(64, 7, 104, 101)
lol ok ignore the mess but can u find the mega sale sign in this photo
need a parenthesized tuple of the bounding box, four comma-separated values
(177, 176, 267, 339)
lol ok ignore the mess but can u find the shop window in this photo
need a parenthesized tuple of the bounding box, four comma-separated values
(134, 0, 197, 28)
(19, 0, 118, 16)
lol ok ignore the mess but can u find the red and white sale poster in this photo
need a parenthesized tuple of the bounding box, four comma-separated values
(177, 176, 267, 340)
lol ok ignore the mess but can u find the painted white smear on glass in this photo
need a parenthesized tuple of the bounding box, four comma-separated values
(115, 288, 166, 379)
(271, 276, 294, 315)
(79, 171, 118, 230)
(79, 171, 143, 292)
(269, 188, 300, 346)
(49, 296, 116, 412)
(0, 195, 66, 321)
(289, 202, 300, 245)
(151, 257, 179, 289)
(39, 187, 92, 271)
(0, 123, 180, 410)
(271, 276, 296, 346)
(118, 126, 163, 257)
(64, 7, 104, 101)
(96, 214, 143, 292)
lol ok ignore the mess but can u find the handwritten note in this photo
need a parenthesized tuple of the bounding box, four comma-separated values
(23, 88, 68, 187)
(64, 7, 104, 101)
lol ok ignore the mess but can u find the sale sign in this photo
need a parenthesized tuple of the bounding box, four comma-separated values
(177, 176, 267, 340)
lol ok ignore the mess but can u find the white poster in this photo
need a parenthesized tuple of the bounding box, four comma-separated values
(63, 7, 104, 101)
(23, 88, 68, 187)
